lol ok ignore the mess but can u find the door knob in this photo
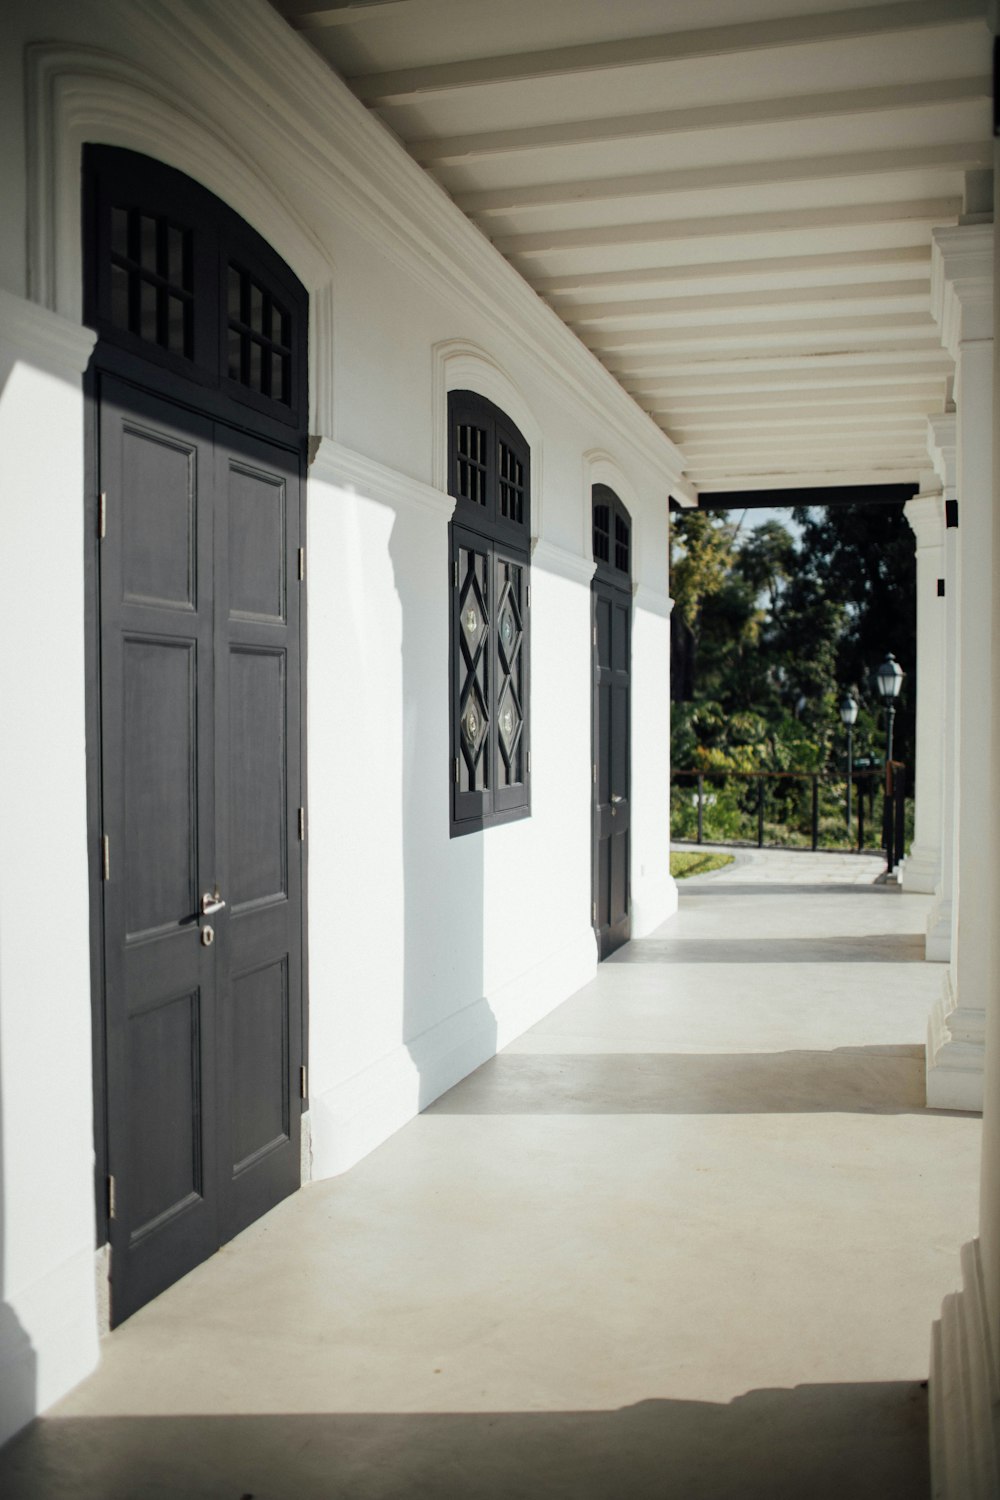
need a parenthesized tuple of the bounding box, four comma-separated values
(201, 888, 226, 915)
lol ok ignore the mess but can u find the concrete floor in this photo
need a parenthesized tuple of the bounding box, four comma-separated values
(0, 850, 981, 1498)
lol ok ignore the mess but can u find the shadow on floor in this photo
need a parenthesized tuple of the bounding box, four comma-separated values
(0, 1381, 929, 1500)
(426, 1045, 925, 1115)
(679, 883, 895, 898)
(610, 935, 925, 964)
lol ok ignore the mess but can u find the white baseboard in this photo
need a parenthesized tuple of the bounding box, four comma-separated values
(0, 1248, 99, 1449)
(927, 894, 953, 963)
(632, 873, 678, 937)
(309, 928, 597, 1178)
(931, 1239, 1000, 1498)
(902, 845, 941, 894)
(927, 972, 985, 1113)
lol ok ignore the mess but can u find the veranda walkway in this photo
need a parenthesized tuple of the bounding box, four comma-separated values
(0, 850, 980, 1498)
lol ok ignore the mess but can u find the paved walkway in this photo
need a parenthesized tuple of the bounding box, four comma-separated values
(0, 851, 981, 1498)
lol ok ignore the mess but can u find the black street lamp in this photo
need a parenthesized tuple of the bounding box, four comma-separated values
(840, 692, 859, 831)
(875, 653, 905, 763)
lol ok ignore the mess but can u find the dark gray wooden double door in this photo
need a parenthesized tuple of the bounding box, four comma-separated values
(593, 580, 631, 959)
(98, 376, 303, 1323)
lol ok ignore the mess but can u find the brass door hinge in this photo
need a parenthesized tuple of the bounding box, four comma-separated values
(298, 548, 305, 581)
(526, 750, 531, 774)
(454, 757, 459, 784)
(300, 1065, 308, 1100)
(102, 835, 110, 881)
(298, 807, 305, 841)
(592, 902, 597, 924)
(98, 492, 107, 540)
(453, 560, 459, 587)
(108, 1174, 117, 1221)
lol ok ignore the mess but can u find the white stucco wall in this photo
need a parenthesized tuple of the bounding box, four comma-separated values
(0, 0, 684, 1437)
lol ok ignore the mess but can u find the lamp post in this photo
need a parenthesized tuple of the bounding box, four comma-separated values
(840, 692, 859, 833)
(875, 653, 904, 764)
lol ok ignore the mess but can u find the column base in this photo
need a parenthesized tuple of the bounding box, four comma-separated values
(901, 844, 941, 894)
(931, 1238, 1000, 1499)
(926, 971, 985, 1112)
(927, 894, 953, 963)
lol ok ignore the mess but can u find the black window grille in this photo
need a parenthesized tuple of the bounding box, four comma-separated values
(448, 390, 531, 835)
(108, 206, 193, 359)
(593, 485, 632, 586)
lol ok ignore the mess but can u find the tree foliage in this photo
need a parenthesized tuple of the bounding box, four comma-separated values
(670, 503, 915, 776)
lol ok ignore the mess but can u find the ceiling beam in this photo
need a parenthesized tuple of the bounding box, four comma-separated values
(628, 366, 951, 398)
(677, 416, 929, 440)
(531, 246, 931, 293)
(657, 387, 945, 414)
(409, 77, 989, 164)
(497, 197, 960, 255)
(458, 143, 990, 216)
(557, 279, 931, 322)
(282, 0, 416, 28)
(689, 462, 928, 484)
(695, 484, 919, 507)
(613, 343, 951, 373)
(586, 311, 937, 350)
(671, 405, 940, 430)
(350, 0, 986, 102)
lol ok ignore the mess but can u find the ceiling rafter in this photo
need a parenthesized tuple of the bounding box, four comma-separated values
(531, 246, 932, 294)
(562, 280, 931, 322)
(457, 142, 990, 216)
(348, 0, 985, 103)
(498, 198, 961, 256)
(409, 77, 989, 164)
(285, 0, 415, 28)
(588, 312, 937, 352)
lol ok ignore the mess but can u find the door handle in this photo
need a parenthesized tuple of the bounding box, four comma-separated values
(201, 889, 226, 915)
(610, 794, 624, 804)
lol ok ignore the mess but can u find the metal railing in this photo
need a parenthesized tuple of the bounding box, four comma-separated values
(671, 767, 903, 857)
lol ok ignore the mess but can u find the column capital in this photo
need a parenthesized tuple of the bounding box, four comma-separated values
(904, 492, 946, 551)
(931, 223, 994, 356)
(926, 413, 957, 493)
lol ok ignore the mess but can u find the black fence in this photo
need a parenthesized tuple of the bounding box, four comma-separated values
(671, 767, 909, 862)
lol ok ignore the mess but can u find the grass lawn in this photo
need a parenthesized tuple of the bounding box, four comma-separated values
(670, 851, 735, 880)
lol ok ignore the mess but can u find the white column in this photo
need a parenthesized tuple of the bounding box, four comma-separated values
(924, 417, 958, 959)
(902, 490, 946, 896)
(926, 223, 994, 1113)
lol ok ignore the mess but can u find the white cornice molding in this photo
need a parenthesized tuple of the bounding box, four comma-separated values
(930, 224, 994, 358)
(115, 0, 686, 484)
(904, 492, 946, 551)
(633, 583, 674, 618)
(0, 288, 95, 375)
(309, 437, 455, 521)
(530, 539, 597, 586)
(927, 413, 958, 491)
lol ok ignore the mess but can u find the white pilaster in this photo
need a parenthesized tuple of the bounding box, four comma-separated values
(902, 490, 946, 895)
(924, 416, 958, 960)
(926, 223, 994, 1113)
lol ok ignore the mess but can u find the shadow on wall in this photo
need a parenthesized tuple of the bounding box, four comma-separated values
(0, 1382, 928, 1499)
(388, 515, 497, 1111)
(0, 1010, 39, 1447)
(427, 1045, 928, 1116)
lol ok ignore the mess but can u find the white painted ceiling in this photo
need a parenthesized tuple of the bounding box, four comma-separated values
(269, 0, 992, 494)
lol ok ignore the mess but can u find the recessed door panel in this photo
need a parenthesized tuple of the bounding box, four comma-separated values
(228, 648, 288, 909)
(231, 958, 290, 1174)
(126, 988, 203, 1239)
(122, 637, 197, 939)
(120, 422, 197, 609)
(228, 463, 286, 622)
